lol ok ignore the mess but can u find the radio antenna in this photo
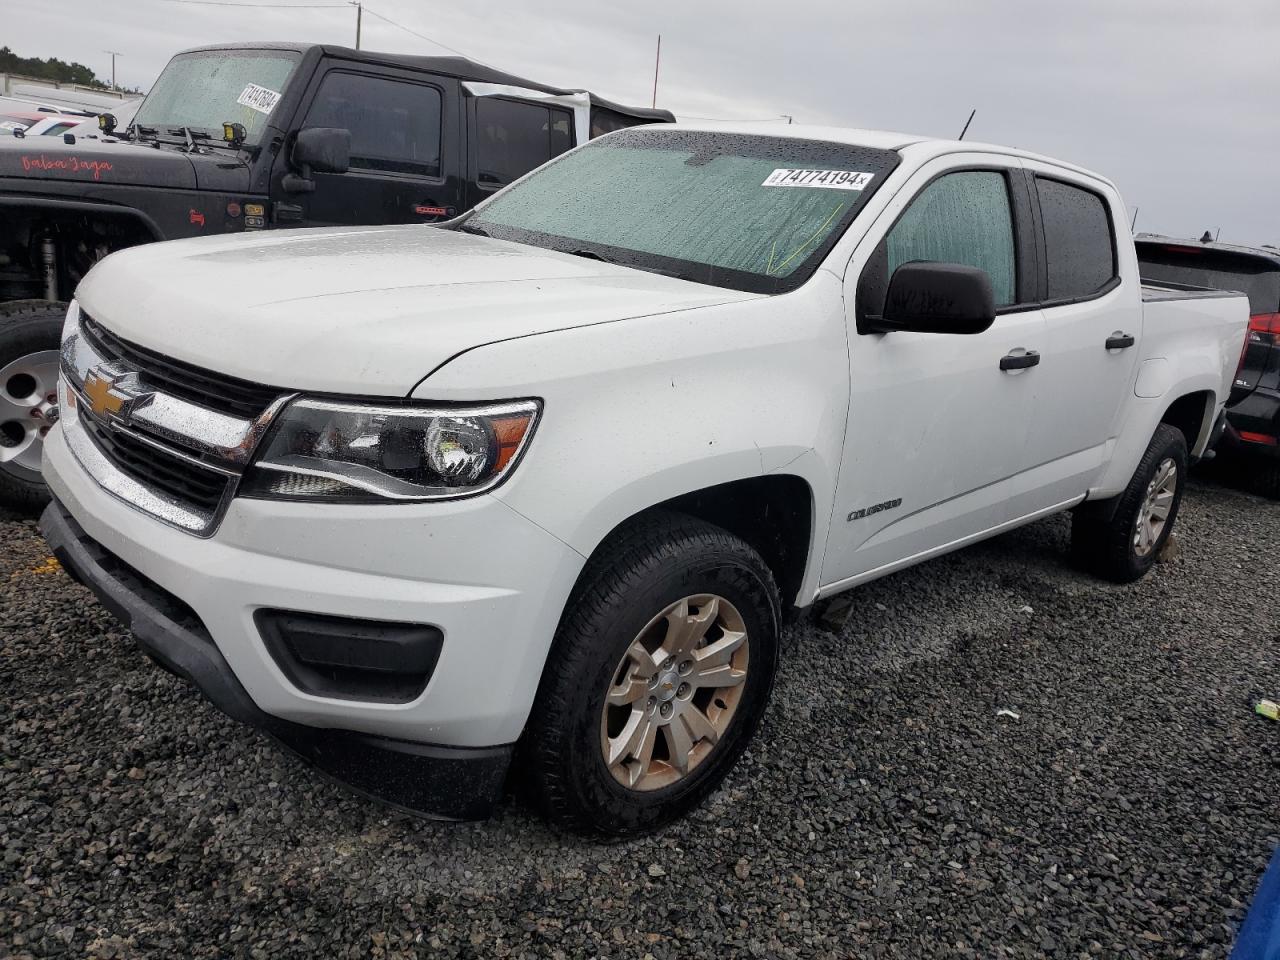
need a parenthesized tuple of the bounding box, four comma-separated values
(957, 108, 976, 141)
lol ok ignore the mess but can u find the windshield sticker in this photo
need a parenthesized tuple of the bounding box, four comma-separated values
(762, 168, 874, 191)
(236, 83, 282, 115)
(21, 154, 113, 181)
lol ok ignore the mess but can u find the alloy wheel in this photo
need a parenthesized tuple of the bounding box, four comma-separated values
(600, 594, 749, 791)
(1134, 456, 1177, 557)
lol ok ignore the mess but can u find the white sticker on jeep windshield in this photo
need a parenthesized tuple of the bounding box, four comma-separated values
(236, 83, 282, 115)
(762, 169, 874, 190)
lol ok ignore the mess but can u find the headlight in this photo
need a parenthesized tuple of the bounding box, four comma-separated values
(240, 398, 540, 502)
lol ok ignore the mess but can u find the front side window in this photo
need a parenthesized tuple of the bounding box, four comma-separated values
(304, 72, 442, 177)
(463, 128, 901, 294)
(134, 49, 300, 145)
(1037, 177, 1116, 300)
(886, 170, 1017, 306)
(475, 99, 573, 188)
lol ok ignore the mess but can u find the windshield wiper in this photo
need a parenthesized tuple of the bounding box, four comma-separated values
(456, 223, 492, 238)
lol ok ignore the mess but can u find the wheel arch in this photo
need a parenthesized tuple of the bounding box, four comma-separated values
(1160, 389, 1216, 457)
(568, 473, 818, 613)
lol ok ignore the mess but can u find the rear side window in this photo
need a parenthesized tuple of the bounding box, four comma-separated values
(475, 99, 574, 188)
(1136, 246, 1280, 315)
(886, 170, 1017, 306)
(1037, 177, 1116, 301)
(304, 72, 442, 177)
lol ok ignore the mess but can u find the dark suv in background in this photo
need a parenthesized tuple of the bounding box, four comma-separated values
(1137, 234, 1280, 497)
(0, 42, 672, 508)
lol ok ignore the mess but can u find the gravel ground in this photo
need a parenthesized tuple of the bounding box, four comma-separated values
(2, 477, 1278, 959)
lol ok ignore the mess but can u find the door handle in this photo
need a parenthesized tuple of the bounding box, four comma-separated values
(999, 349, 1040, 371)
(1106, 333, 1136, 350)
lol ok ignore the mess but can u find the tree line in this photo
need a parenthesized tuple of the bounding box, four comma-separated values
(0, 47, 107, 88)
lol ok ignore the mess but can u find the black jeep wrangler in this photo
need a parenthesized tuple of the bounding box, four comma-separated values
(0, 42, 671, 507)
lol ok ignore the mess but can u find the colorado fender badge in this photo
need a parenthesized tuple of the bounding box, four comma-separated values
(848, 498, 903, 522)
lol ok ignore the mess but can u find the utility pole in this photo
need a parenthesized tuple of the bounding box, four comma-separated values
(104, 50, 122, 91)
(781, 114, 794, 124)
(652, 34, 661, 108)
(350, 1, 362, 49)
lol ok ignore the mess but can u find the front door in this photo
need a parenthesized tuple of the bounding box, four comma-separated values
(270, 64, 462, 228)
(822, 160, 1047, 588)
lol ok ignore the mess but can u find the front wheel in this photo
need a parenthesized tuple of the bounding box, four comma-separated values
(1071, 423, 1188, 583)
(0, 300, 67, 511)
(525, 512, 781, 837)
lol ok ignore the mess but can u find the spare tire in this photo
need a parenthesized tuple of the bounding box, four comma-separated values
(0, 300, 67, 511)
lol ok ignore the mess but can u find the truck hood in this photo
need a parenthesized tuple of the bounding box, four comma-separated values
(0, 137, 197, 189)
(75, 225, 760, 396)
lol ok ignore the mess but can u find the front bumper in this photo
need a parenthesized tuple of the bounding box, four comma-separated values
(42, 497, 510, 819)
(41, 417, 586, 818)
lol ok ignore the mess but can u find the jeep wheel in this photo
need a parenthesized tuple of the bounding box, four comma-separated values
(526, 512, 781, 836)
(1071, 423, 1188, 583)
(0, 300, 67, 511)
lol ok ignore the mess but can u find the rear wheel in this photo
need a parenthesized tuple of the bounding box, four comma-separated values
(0, 300, 66, 511)
(525, 512, 781, 836)
(1071, 423, 1188, 583)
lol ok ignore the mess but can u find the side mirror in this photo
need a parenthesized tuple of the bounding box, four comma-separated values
(870, 261, 996, 335)
(293, 127, 350, 174)
(283, 127, 351, 194)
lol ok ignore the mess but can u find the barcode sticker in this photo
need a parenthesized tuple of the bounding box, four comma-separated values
(236, 83, 282, 115)
(762, 168, 874, 191)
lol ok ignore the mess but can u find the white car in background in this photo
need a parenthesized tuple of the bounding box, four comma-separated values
(41, 123, 1248, 835)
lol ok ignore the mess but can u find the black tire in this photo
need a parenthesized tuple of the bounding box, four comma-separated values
(1257, 462, 1280, 500)
(1071, 423, 1188, 583)
(525, 511, 781, 837)
(0, 300, 66, 512)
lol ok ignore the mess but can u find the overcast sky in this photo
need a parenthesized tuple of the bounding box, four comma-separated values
(8, 0, 1277, 245)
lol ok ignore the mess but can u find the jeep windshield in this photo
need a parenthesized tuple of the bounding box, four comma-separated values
(132, 49, 300, 146)
(461, 128, 901, 294)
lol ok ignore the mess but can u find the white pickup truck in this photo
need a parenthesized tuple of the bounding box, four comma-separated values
(39, 124, 1248, 835)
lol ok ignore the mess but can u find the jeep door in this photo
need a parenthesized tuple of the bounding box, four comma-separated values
(270, 62, 463, 227)
(822, 157, 1047, 588)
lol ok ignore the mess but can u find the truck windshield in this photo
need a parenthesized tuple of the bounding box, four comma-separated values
(133, 49, 300, 145)
(463, 129, 901, 294)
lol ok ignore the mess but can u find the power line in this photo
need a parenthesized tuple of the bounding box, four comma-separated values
(359, 6, 486, 62)
(161, 0, 348, 8)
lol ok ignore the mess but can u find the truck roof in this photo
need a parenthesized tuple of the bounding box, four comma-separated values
(653, 120, 1118, 189)
(181, 42, 675, 123)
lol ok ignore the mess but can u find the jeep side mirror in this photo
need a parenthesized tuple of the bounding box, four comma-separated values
(283, 127, 351, 194)
(869, 261, 996, 335)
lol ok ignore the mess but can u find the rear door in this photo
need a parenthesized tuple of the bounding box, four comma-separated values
(271, 62, 463, 227)
(1006, 164, 1136, 515)
(463, 96, 574, 212)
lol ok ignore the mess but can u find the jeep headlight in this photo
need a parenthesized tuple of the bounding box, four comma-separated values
(241, 398, 540, 502)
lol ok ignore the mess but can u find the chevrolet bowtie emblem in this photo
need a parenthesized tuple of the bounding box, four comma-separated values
(82, 364, 154, 424)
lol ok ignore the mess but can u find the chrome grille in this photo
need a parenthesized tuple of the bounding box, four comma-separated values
(79, 313, 281, 419)
(60, 305, 292, 536)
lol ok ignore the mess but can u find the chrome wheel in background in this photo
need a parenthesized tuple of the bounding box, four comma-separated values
(0, 349, 60, 483)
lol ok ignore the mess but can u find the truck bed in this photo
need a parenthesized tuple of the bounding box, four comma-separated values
(1141, 281, 1244, 303)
